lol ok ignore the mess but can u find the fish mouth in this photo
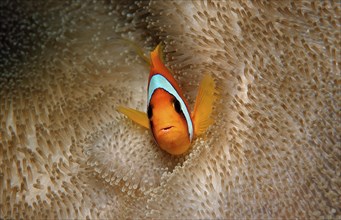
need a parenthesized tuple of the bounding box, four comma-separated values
(160, 126, 174, 132)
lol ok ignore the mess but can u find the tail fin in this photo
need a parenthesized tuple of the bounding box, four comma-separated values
(117, 106, 149, 129)
(191, 74, 217, 136)
(110, 38, 150, 65)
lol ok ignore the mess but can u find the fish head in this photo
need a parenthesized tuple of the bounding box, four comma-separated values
(148, 88, 191, 155)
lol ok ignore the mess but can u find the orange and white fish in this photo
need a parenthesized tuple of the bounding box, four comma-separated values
(117, 43, 217, 155)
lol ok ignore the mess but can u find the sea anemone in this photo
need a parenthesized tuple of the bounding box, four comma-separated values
(1, 0, 340, 219)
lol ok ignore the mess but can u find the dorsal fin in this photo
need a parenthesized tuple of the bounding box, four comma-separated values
(148, 43, 190, 108)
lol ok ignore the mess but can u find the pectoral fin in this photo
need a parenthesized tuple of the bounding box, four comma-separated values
(117, 106, 149, 129)
(192, 74, 217, 136)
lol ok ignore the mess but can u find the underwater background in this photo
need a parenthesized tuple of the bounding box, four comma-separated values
(0, 0, 340, 218)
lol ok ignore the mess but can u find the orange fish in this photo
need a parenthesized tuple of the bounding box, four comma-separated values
(117, 43, 217, 155)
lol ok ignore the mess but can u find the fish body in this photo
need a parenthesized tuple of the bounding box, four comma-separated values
(117, 43, 216, 155)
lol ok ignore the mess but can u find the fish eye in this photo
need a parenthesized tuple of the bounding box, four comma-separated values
(172, 99, 182, 114)
(147, 104, 153, 119)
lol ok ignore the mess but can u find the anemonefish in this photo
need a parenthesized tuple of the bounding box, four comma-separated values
(117, 43, 217, 155)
